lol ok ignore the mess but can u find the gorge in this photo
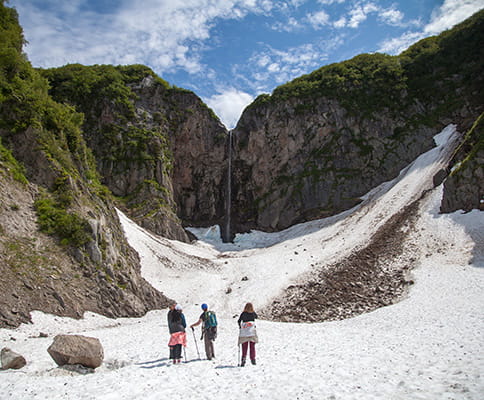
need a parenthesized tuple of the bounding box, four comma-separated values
(0, 2, 483, 327)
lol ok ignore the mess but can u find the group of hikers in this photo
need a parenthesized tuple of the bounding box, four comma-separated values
(167, 302, 258, 367)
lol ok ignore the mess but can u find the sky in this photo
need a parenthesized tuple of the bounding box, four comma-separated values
(10, 0, 484, 129)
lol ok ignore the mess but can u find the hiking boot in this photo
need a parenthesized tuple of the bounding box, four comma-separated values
(251, 359, 256, 365)
(240, 358, 246, 367)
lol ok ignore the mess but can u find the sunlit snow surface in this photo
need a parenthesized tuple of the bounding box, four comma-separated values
(1, 125, 483, 399)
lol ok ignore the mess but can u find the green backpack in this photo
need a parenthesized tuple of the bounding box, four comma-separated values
(204, 311, 217, 328)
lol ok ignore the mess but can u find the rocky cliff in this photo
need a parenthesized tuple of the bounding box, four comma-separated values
(0, 3, 169, 328)
(230, 10, 483, 234)
(441, 113, 484, 213)
(41, 66, 228, 242)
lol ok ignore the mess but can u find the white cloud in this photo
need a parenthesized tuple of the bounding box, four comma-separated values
(11, 0, 277, 74)
(378, 31, 424, 55)
(307, 10, 330, 29)
(424, 0, 483, 35)
(378, 0, 484, 54)
(331, 2, 412, 30)
(243, 41, 334, 90)
(317, 0, 346, 4)
(347, 2, 378, 28)
(378, 8, 405, 26)
(271, 16, 303, 32)
(333, 16, 347, 28)
(204, 89, 254, 129)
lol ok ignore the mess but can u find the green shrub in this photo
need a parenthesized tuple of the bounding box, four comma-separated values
(34, 195, 91, 247)
(0, 137, 28, 183)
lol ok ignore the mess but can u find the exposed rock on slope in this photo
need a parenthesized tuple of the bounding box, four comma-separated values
(263, 198, 421, 322)
(0, 144, 169, 328)
(0, 3, 169, 328)
(42, 66, 228, 242)
(232, 95, 435, 233)
(441, 113, 484, 213)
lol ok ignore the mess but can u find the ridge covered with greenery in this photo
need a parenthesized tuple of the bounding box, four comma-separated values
(0, 1, 101, 246)
(251, 9, 483, 119)
(1, 1, 169, 328)
(232, 9, 483, 233)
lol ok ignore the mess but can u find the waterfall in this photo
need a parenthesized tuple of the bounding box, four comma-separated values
(224, 130, 233, 242)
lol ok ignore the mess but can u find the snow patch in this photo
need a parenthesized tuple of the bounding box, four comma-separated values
(1, 124, 483, 399)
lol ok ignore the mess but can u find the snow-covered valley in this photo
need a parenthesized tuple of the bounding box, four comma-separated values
(1, 125, 483, 399)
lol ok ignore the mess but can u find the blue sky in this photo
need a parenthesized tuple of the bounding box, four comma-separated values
(10, 0, 484, 128)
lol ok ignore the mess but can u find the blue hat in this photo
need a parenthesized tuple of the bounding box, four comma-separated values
(201, 303, 208, 310)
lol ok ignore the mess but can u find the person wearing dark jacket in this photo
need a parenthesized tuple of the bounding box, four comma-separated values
(190, 303, 217, 360)
(237, 302, 258, 366)
(167, 303, 186, 364)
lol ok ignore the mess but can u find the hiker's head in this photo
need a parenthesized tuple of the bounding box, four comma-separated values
(244, 302, 254, 313)
(175, 304, 182, 311)
(169, 302, 176, 310)
(201, 303, 208, 311)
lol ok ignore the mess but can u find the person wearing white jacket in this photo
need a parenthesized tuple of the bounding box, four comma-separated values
(237, 302, 258, 366)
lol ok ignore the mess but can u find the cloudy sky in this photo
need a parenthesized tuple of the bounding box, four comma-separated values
(10, 0, 483, 128)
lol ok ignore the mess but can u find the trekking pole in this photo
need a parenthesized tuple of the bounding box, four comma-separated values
(191, 327, 201, 360)
(237, 343, 241, 367)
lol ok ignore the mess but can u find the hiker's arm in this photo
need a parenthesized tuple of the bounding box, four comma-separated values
(190, 318, 202, 329)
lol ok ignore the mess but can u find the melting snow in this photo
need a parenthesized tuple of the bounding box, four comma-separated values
(1, 125, 483, 399)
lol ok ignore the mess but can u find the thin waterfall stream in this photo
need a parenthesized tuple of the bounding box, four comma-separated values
(224, 130, 233, 242)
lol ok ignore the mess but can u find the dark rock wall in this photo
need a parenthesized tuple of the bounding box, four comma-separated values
(441, 113, 484, 213)
(231, 97, 437, 232)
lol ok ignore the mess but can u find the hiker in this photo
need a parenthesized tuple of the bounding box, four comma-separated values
(190, 303, 217, 360)
(237, 302, 258, 366)
(168, 303, 187, 364)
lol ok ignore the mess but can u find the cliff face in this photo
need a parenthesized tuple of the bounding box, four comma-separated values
(42, 67, 228, 242)
(232, 96, 436, 232)
(0, 3, 169, 328)
(441, 113, 484, 213)
(230, 10, 484, 234)
(0, 165, 169, 328)
(133, 77, 228, 230)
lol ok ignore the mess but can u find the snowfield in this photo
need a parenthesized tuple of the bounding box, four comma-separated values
(1, 125, 483, 399)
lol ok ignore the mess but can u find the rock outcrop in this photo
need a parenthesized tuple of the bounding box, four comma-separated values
(441, 113, 484, 213)
(0, 4, 170, 329)
(232, 96, 436, 232)
(230, 11, 484, 234)
(42, 66, 228, 242)
(132, 76, 228, 231)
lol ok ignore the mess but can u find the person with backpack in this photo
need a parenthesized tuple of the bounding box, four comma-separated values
(190, 303, 217, 360)
(237, 302, 258, 366)
(167, 303, 187, 364)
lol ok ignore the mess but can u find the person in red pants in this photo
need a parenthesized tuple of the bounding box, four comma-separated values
(237, 302, 258, 366)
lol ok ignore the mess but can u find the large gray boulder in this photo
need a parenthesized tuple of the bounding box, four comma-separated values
(47, 335, 104, 369)
(1, 347, 27, 370)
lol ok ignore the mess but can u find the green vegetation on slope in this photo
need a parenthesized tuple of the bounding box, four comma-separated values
(0, 136, 27, 183)
(40, 64, 175, 171)
(251, 9, 484, 119)
(450, 112, 484, 176)
(40, 64, 169, 121)
(0, 0, 101, 248)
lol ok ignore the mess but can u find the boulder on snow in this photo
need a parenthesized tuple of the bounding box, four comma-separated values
(1, 347, 27, 370)
(47, 335, 104, 369)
